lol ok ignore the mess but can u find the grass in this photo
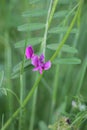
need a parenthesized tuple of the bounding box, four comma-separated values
(0, 0, 87, 130)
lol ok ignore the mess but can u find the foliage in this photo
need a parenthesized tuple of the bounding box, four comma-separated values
(0, 0, 87, 130)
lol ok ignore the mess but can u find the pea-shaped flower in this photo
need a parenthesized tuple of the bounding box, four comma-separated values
(25, 46, 51, 74)
(25, 45, 34, 59)
(31, 54, 51, 74)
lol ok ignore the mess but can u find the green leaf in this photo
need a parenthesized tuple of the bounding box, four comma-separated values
(18, 23, 45, 32)
(48, 26, 77, 34)
(53, 58, 81, 64)
(47, 44, 78, 54)
(53, 10, 68, 18)
(15, 37, 42, 48)
(22, 9, 47, 17)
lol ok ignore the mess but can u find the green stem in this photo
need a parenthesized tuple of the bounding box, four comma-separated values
(48, 0, 59, 28)
(18, 74, 25, 130)
(4, 32, 13, 130)
(77, 0, 83, 27)
(18, 39, 27, 130)
(41, 0, 59, 55)
(29, 75, 38, 130)
(20, 75, 24, 105)
(51, 65, 59, 111)
(73, 58, 87, 95)
(50, 5, 80, 62)
(41, 0, 53, 55)
(1, 114, 4, 129)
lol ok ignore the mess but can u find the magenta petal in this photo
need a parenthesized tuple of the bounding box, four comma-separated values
(33, 67, 43, 74)
(25, 45, 34, 59)
(25, 46, 51, 74)
(40, 54, 44, 62)
(33, 67, 39, 71)
(31, 55, 39, 67)
(43, 61, 51, 70)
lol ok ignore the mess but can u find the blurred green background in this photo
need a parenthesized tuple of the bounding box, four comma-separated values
(0, 0, 87, 130)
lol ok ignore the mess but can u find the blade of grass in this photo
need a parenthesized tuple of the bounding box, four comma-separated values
(4, 32, 14, 130)
(40, 0, 53, 55)
(18, 39, 27, 130)
(29, 74, 38, 130)
(73, 58, 87, 95)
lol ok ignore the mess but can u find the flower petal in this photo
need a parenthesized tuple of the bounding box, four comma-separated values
(40, 54, 44, 62)
(31, 55, 39, 67)
(25, 45, 34, 59)
(33, 67, 39, 71)
(43, 61, 51, 70)
(33, 66, 43, 74)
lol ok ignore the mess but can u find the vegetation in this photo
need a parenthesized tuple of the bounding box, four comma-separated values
(0, 0, 87, 130)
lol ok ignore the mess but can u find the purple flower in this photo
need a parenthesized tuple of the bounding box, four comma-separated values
(31, 54, 51, 74)
(25, 45, 51, 74)
(25, 45, 34, 59)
